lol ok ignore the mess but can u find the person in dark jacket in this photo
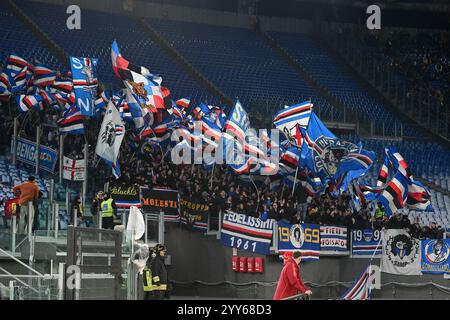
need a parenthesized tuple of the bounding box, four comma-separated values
(71, 195, 83, 225)
(151, 244, 170, 300)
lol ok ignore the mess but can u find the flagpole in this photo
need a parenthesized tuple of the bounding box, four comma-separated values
(82, 142, 88, 210)
(249, 174, 260, 214)
(210, 163, 215, 189)
(291, 166, 299, 197)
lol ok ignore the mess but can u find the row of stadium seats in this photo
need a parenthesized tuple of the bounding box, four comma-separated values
(145, 18, 341, 119)
(268, 32, 419, 137)
(13, 0, 218, 106)
(8, 0, 438, 138)
(0, 1, 62, 70)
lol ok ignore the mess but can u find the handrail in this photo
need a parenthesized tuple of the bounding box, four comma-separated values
(0, 247, 44, 277)
(0, 266, 39, 294)
(280, 293, 309, 300)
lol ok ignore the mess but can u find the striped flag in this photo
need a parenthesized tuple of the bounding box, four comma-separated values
(273, 101, 312, 145)
(57, 104, 85, 135)
(6, 54, 29, 76)
(16, 94, 43, 113)
(406, 180, 433, 211)
(175, 97, 190, 108)
(376, 156, 389, 187)
(11, 66, 29, 92)
(33, 64, 56, 87)
(339, 266, 372, 300)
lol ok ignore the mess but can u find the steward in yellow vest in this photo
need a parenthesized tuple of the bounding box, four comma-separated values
(100, 194, 117, 229)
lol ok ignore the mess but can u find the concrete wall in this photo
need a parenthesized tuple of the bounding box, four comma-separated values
(164, 224, 450, 300)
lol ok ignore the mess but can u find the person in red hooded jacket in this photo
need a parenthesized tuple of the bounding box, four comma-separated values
(273, 251, 312, 300)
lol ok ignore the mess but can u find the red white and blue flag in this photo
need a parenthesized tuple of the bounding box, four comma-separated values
(339, 266, 372, 300)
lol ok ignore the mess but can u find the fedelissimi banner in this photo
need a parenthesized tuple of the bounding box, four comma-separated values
(221, 211, 274, 254)
(13, 137, 58, 173)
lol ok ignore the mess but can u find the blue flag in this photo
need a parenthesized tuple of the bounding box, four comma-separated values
(70, 56, 99, 116)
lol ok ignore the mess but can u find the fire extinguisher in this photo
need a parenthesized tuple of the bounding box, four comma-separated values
(239, 257, 248, 272)
(232, 256, 239, 272)
(255, 257, 264, 273)
(247, 257, 255, 273)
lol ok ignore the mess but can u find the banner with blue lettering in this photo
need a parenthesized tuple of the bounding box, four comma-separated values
(421, 239, 450, 274)
(351, 229, 382, 257)
(70, 56, 98, 116)
(320, 225, 348, 252)
(221, 211, 274, 254)
(277, 222, 321, 260)
(13, 137, 58, 173)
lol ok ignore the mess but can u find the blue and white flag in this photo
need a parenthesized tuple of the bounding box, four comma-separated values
(70, 56, 98, 116)
(421, 239, 450, 274)
(277, 222, 320, 260)
(351, 229, 382, 257)
(221, 211, 275, 254)
(273, 101, 312, 146)
(95, 101, 125, 178)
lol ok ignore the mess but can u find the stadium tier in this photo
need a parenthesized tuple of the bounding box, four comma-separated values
(269, 31, 419, 137)
(0, 0, 449, 302)
(146, 18, 340, 118)
(0, 1, 62, 70)
(14, 0, 217, 105)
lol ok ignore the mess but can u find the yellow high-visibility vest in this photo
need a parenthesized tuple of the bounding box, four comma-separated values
(143, 267, 153, 292)
(101, 199, 114, 218)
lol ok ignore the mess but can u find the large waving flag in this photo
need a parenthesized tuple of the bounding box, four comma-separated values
(300, 112, 375, 186)
(300, 112, 337, 180)
(112, 41, 166, 111)
(95, 101, 125, 178)
(406, 180, 433, 212)
(374, 146, 432, 216)
(273, 101, 312, 147)
(70, 56, 99, 116)
(334, 142, 376, 190)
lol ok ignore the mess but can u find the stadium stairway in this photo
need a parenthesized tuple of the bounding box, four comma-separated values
(137, 18, 233, 107)
(258, 30, 372, 136)
(4, 0, 67, 67)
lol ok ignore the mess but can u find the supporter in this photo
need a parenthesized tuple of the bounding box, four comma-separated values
(12, 176, 40, 234)
(385, 213, 404, 229)
(71, 195, 84, 225)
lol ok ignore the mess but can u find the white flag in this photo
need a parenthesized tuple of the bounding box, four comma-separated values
(126, 206, 145, 241)
(95, 100, 125, 178)
(381, 229, 422, 275)
(63, 156, 85, 181)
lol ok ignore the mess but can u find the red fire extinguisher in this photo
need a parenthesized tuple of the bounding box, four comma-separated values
(232, 256, 239, 272)
(239, 257, 248, 272)
(255, 257, 264, 273)
(247, 257, 255, 273)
